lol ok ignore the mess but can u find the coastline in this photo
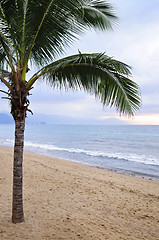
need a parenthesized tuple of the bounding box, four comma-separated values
(1, 124, 159, 180)
(0, 145, 159, 239)
(21, 147, 159, 181)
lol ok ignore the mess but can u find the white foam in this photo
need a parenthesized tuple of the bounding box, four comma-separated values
(23, 141, 159, 166)
(1, 139, 158, 166)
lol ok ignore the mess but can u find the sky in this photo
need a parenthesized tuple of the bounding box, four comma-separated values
(0, 0, 159, 125)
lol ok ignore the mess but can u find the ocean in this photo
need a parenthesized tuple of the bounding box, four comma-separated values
(0, 124, 159, 179)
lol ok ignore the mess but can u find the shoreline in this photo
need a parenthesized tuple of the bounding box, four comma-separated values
(2, 143, 159, 181)
(0, 145, 159, 239)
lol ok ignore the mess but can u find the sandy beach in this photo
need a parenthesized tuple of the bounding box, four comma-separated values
(0, 145, 159, 240)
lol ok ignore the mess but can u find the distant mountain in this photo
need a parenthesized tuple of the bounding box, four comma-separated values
(25, 113, 128, 125)
(0, 112, 128, 125)
(0, 113, 13, 124)
(100, 118, 129, 125)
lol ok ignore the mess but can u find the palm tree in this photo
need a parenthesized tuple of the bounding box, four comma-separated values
(0, 0, 141, 224)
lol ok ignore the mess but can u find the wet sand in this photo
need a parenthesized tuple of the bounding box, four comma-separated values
(0, 145, 159, 240)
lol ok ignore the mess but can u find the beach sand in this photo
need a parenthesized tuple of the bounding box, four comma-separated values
(0, 145, 159, 240)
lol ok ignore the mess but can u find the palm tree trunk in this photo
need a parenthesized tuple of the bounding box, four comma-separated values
(12, 117, 25, 223)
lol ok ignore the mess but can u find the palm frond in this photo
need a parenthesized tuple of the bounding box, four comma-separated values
(27, 53, 141, 116)
(0, 0, 117, 68)
(80, 0, 117, 30)
(0, 31, 16, 71)
(0, 1, 22, 63)
(0, 0, 117, 70)
(27, 0, 117, 66)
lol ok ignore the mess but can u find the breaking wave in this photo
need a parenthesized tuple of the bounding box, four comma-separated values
(2, 139, 159, 166)
(24, 141, 159, 166)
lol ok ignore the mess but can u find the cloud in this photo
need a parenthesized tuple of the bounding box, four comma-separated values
(0, 101, 10, 112)
(128, 114, 159, 125)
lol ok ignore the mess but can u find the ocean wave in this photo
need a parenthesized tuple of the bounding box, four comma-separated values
(24, 140, 159, 166)
(2, 139, 159, 166)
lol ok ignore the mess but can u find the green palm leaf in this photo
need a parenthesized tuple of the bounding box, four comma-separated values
(0, 1, 22, 62)
(0, 0, 117, 69)
(0, 31, 16, 71)
(27, 53, 141, 116)
(80, 0, 117, 30)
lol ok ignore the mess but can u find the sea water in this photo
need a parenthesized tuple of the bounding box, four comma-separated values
(0, 124, 159, 179)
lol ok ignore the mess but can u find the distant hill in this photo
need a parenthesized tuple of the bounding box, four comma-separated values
(0, 112, 128, 125)
(25, 113, 128, 125)
(0, 113, 13, 124)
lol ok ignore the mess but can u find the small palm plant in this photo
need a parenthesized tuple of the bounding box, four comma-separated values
(0, 0, 141, 223)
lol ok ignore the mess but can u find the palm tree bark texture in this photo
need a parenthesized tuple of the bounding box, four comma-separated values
(10, 71, 29, 223)
(12, 117, 25, 223)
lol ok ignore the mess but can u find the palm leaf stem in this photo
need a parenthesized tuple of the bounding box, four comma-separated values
(0, 89, 10, 95)
(0, 76, 12, 90)
(26, 59, 140, 116)
(26, 53, 131, 90)
(21, 0, 29, 65)
(22, 0, 55, 81)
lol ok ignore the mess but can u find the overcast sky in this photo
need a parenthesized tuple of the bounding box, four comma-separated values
(1, 0, 159, 125)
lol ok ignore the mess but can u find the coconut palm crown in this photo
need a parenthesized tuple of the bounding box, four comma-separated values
(0, 0, 141, 223)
